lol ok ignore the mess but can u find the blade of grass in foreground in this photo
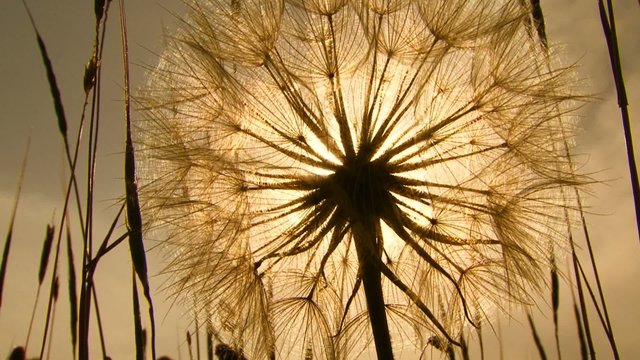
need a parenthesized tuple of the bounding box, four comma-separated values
(25, 223, 56, 351)
(66, 224, 78, 359)
(527, 313, 548, 360)
(91, 285, 108, 358)
(132, 269, 144, 360)
(22, 1, 67, 138)
(0, 139, 30, 311)
(23, 0, 87, 240)
(551, 257, 562, 360)
(530, 1, 620, 358)
(573, 295, 589, 360)
(598, 0, 639, 245)
(187, 331, 194, 360)
(119, 0, 156, 358)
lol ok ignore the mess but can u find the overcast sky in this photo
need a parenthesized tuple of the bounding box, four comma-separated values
(0, 1, 638, 359)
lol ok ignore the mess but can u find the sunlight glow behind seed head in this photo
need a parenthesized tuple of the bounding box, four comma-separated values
(136, 1, 583, 358)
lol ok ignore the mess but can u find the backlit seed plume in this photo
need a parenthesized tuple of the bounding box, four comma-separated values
(136, 0, 581, 358)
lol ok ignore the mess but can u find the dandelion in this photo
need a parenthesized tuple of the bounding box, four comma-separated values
(137, 0, 581, 358)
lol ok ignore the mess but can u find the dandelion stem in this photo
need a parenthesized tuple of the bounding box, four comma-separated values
(352, 218, 394, 360)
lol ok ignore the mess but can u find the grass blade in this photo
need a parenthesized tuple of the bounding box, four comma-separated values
(46, 279, 58, 360)
(66, 225, 78, 359)
(574, 302, 589, 360)
(598, 0, 640, 244)
(119, 1, 156, 358)
(187, 331, 194, 360)
(53, 275, 59, 301)
(95, 0, 106, 21)
(195, 314, 201, 360)
(551, 257, 562, 360)
(527, 313, 548, 360)
(25, 222, 56, 351)
(571, 248, 596, 359)
(92, 286, 108, 358)
(132, 270, 144, 360)
(120, 0, 147, 294)
(0, 139, 30, 311)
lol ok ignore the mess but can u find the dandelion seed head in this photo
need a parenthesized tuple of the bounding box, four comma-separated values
(137, 0, 582, 358)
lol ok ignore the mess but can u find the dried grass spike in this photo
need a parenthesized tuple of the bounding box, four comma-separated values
(38, 224, 55, 285)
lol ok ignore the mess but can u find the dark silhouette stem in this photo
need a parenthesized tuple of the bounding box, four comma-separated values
(352, 219, 394, 360)
(598, 0, 640, 246)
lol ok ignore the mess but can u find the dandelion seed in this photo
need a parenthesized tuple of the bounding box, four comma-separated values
(137, 0, 582, 358)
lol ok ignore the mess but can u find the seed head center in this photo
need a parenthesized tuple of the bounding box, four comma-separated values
(328, 150, 395, 220)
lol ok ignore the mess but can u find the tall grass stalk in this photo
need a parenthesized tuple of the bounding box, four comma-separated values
(0, 139, 29, 311)
(24, 224, 55, 351)
(571, 241, 596, 359)
(45, 276, 60, 360)
(550, 257, 561, 360)
(65, 224, 78, 359)
(18, 0, 158, 358)
(527, 313, 548, 360)
(132, 269, 144, 360)
(597, 0, 639, 244)
(91, 285, 108, 358)
(573, 302, 589, 360)
(527, 2, 622, 359)
(119, 0, 157, 357)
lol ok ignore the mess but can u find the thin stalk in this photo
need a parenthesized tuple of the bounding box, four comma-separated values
(92, 286, 108, 358)
(38, 216, 65, 359)
(574, 303, 589, 360)
(0, 140, 29, 314)
(570, 243, 596, 360)
(46, 276, 59, 360)
(550, 259, 562, 360)
(187, 331, 194, 360)
(591, 4, 623, 357)
(527, 313, 548, 360)
(66, 224, 78, 360)
(133, 270, 145, 360)
(45, 287, 58, 360)
(25, 286, 42, 352)
(119, 0, 157, 357)
(195, 314, 201, 360)
(597, 0, 639, 244)
(78, 3, 112, 359)
(578, 210, 619, 359)
(537, 0, 621, 352)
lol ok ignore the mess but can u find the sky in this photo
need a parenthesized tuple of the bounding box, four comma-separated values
(0, 0, 638, 359)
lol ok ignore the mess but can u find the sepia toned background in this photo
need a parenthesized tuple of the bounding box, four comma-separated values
(0, 0, 638, 358)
